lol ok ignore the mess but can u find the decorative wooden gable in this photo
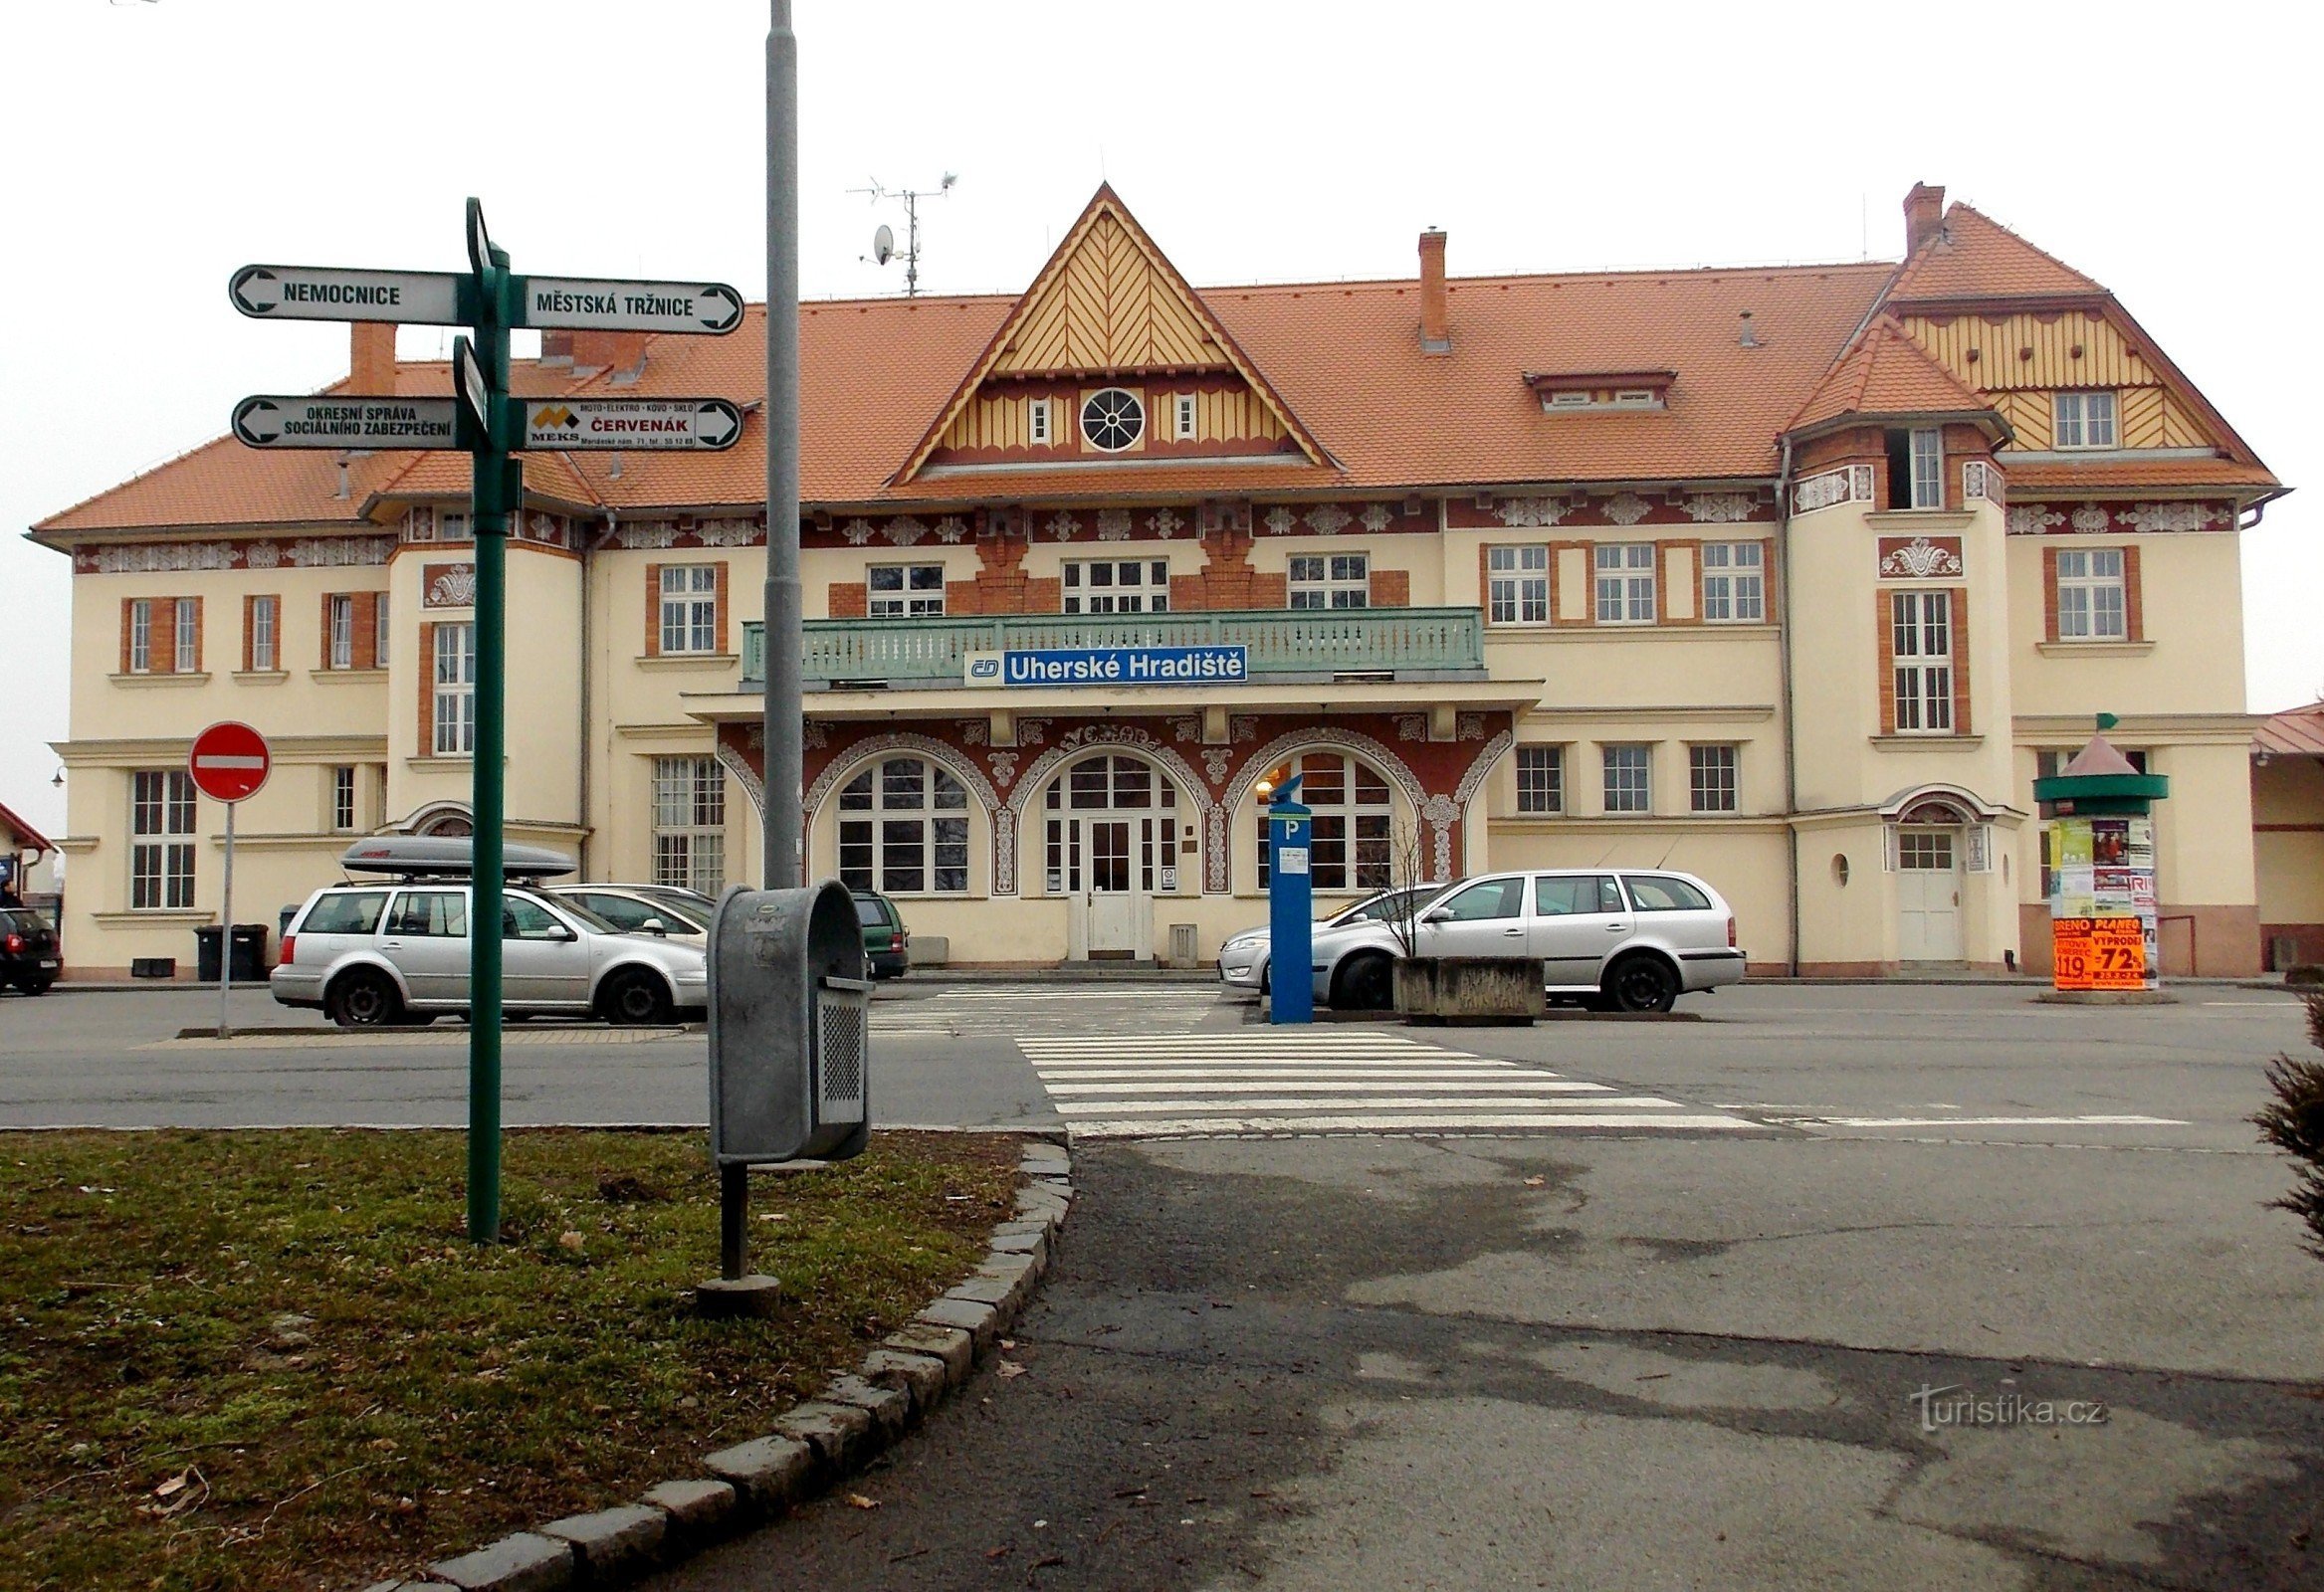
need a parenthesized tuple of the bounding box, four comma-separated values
(1881, 204, 2264, 468)
(895, 185, 1329, 482)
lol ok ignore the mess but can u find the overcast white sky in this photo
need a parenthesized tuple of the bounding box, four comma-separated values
(3, 0, 2316, 841)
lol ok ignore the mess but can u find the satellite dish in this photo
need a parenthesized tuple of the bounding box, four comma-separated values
(873, 224, 895, 266)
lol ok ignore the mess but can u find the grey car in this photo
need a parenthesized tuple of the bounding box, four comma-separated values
(548, 885, 710, 943)
(1310, 868, 1747, 1014)
(272, 882, 710, 1027)
(1215, 884, 1452, 994)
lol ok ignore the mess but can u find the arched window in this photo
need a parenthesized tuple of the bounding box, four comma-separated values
(837, 758, 968, 894)
(1042, 754, 1178, 893)
(1254, 751, 1393, 892)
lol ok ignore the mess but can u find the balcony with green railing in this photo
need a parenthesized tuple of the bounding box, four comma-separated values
(739, 608, 1486, 691)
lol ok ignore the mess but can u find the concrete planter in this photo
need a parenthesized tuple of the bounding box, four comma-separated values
(1393, 956, 1544, 1025)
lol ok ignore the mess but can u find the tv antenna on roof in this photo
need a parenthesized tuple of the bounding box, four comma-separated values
(853, 172, 956, 298)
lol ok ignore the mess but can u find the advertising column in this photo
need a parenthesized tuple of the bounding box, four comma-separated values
(2034, 719, 2169, 996)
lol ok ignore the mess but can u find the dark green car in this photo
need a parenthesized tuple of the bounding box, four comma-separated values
(852, 889, 910, 979)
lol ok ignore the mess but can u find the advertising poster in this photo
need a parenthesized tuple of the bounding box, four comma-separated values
(2049, 817, 2096, 918)
(2047, 815, 2160, 992)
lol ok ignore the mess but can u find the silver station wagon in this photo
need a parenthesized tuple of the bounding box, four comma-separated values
(272, 840, 709, 1027)
(1308, 868, 1747, 1014)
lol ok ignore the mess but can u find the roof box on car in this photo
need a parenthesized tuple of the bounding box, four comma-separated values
(338, 836, 576, 880)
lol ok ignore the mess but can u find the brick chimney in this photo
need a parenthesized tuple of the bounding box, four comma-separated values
(1903, 182, 1946, 255)
(1417, 229, 1450, 354)
(349, 322, 396, 394)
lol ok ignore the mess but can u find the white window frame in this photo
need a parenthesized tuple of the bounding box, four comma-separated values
(1027, 398, 1052, 446)
(1593, 543, 1656, 624)
(659, 564, 720, 653)
(129, 770, 196, 910)
(1173, 393, 1197, 441)
(1547, 390, 1592, 409)
(1891, 590, 1955, 734)
(373, 593, 389, 670)
(1488, 544, 1550, 625)
(1063, 559, 1170, 615)
(1288, 552, 1370, 611)
(128, 598, 151, 674)
(2054, 390, 2118, 451)
(868, 563, 947, 618)
(1688, 744, 1738, 813)
(1515, 744, 1564, 814)
(173, 599, 197, 673)
(1909, 428, 1944, 508)
(328, 594, 354, 670)
(1251, 751, 1390, 893)
(329, 765, 357, 832)
(1602, 744, 1651, 813)
(432, 622, 477, 756)
(1699, 541, 1764, 623)
(440, 510, 470, 540)
(1613, 388, 1657, 407)
(652, 755, 728, 895)
(837, 756, 970, 895)
(2055, 547, 2127, 641)
(249, 595, 278, 672)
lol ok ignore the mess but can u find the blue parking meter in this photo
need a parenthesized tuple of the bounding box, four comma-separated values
(1267, 777, 1314, 1025)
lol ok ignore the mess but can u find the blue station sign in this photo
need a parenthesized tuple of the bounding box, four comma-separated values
(964, 645, 1249, 687)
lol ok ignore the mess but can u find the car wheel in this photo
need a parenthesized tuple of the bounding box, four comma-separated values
(1258, 963, 1271, 996)
(599, 968, 674, 1027)
(1603, 954, 1680, 1015)
(21, 978, 53, 997)
(326, 968, 404, 1028)
(1336, 952, 1394, 1012)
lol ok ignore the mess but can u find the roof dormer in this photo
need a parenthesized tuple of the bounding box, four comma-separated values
(1523, 370, 1677, 414)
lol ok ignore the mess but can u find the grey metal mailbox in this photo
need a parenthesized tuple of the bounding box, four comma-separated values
(707, 879, 870, 1165)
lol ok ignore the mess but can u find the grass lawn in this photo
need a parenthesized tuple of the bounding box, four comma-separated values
(0, 1127, 1026, 1592)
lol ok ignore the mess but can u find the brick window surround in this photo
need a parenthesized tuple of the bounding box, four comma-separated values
(119, 596, 202, 675)
(644, 562, 731, 657)
(320, 591, 385, 671)
(1877, 588, 1972, 735)
(2042, 545, 2143, 643)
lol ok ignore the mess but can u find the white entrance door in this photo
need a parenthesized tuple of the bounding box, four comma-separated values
(1896, 828, 1964, 961)
(1047, 755, 1178, 960)
(1084, 819, 1146, 955)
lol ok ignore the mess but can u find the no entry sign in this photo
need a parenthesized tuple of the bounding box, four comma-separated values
(188, 721, 271, 803)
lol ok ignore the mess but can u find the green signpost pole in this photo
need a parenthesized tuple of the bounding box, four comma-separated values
(466, 203, 514, 1244)
(225, 201, 745, 1248)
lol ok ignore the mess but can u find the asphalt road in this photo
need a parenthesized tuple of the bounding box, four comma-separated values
(7, 979, 2319, 1588)
(0, 981, 2301, 1156)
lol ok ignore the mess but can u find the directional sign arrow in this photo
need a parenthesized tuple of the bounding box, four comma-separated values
(454, 337, 492, 443)
(232, 394, 462, 450)
(515, 276, 745, 335)
(228, 264, 465, 325)
(520, 397, 745, 452)
(467, 196, 495, 277)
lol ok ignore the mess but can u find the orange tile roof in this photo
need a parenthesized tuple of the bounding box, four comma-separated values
(2254, 701, 2324, 758)
(0, 799, 56, 857)
(2001, 457, 2281, 495)
(28, 189, 2285, 537)
(1786, 316, 1994, 435)
(1886, 204, 2106, 304)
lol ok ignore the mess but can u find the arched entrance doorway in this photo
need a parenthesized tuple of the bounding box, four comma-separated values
(1892, 795, 1979, 962)
(1042, 753, 1180, 957)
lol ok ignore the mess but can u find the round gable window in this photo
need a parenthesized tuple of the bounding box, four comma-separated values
(1080, 388, 1144, 452)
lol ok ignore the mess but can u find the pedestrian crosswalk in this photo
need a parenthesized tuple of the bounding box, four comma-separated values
(873, 984, 1227, 1037)
(1016, 1029, 1772, 1139)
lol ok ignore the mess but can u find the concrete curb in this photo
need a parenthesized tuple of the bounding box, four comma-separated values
(357, 1136, 1074, 1592)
